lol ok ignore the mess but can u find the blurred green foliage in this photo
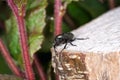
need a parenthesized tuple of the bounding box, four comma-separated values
(0, 0, 120, 79)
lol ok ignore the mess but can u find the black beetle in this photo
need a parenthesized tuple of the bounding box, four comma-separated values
(53, 32, 88, 54)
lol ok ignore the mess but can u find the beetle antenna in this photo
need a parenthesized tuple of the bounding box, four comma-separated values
(76, 37, 89, 40)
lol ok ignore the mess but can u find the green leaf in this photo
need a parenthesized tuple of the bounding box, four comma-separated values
(3, 0, 47, 67)
(14, 0, 27, 16)
(26, 0, 47, 57)
(0, 53, 12, 74)
(62, 0, 79, 4)
(78, 0, 107, 18)
(5, 15, 23, 68)
(27, 0, 47, 10)
(14, 0, 27, 8)
(68, 2, 91, 26)
(67, 0, 107, 27)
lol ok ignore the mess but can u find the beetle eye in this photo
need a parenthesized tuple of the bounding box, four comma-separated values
(57, 37, 63, 42)
(57, 35, 62, 38)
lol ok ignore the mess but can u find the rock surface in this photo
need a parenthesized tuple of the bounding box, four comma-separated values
(51, 7, 120, 80)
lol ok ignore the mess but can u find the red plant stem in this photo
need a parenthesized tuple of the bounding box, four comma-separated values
(17, 15, 35, 80)
(108, 0, 115, 9)
(54, 0, 62, 35)
(99, 0, 104, 3)
(33, 54, 46, 80)
(7, 0, 35, 80)
(0, 39, 24, 78)
(54, 0, 64, 80)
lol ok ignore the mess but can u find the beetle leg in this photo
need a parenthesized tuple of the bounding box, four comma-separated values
(53, 45, 59, 56)
(60, 42, 68, 54)
(70, 42, 76, 46)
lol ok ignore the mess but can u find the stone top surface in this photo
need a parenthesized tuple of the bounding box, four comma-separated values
(57, 7, 120, 54)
